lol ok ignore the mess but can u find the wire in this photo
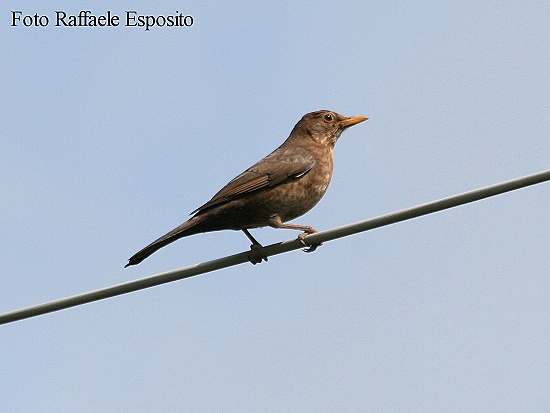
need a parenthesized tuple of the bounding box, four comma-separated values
(1, 169, 549, 325)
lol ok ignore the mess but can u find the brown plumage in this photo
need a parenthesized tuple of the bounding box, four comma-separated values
(125, 110, 368, 267)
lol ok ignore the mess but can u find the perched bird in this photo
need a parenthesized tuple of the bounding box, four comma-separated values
(126, 110, 368, 267)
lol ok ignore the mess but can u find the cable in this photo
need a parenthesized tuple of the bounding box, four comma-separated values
(1, 169, 549, 325)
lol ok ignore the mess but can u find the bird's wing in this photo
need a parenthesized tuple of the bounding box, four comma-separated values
(192, 146, 315, 214)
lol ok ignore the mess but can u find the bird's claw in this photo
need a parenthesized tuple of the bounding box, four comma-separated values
(302, 244, 320, 253)
(247, 243, 268, 265)
(298, 233, 322, 253)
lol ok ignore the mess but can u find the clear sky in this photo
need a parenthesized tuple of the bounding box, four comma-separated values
(1, 1, 548, 411)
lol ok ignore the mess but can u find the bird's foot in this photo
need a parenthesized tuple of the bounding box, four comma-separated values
(247, 243, 268, 265)
(298, 232, 322, 253)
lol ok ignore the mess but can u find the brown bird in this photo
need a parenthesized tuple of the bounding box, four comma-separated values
(125, 110, 368, 267)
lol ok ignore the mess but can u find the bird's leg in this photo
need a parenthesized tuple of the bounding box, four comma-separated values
(242, 229, 268, 264)
(268, 216, 322, 253)
(242, 228, 263, 247)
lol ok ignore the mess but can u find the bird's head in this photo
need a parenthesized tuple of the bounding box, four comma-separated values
(291, 110, 369, 147)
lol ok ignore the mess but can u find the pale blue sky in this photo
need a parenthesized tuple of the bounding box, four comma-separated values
(1, 1, 548, 411)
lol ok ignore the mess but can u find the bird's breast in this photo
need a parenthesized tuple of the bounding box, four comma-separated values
(267, 149, 334, 222)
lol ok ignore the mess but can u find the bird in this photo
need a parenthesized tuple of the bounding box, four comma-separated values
(125, 110, 368, 267)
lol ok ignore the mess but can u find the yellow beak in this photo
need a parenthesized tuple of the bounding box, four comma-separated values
(340, 115, 369, 128)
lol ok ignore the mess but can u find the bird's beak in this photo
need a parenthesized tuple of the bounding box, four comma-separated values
(340, 115, 369, 128)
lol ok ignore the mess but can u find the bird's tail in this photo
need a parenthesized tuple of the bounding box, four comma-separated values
(125, 215, 206, 267)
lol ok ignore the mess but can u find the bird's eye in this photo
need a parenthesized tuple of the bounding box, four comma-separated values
(324, 113, 333, 122)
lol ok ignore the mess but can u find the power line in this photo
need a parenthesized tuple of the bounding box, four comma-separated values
(1, 169, 549, 325)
